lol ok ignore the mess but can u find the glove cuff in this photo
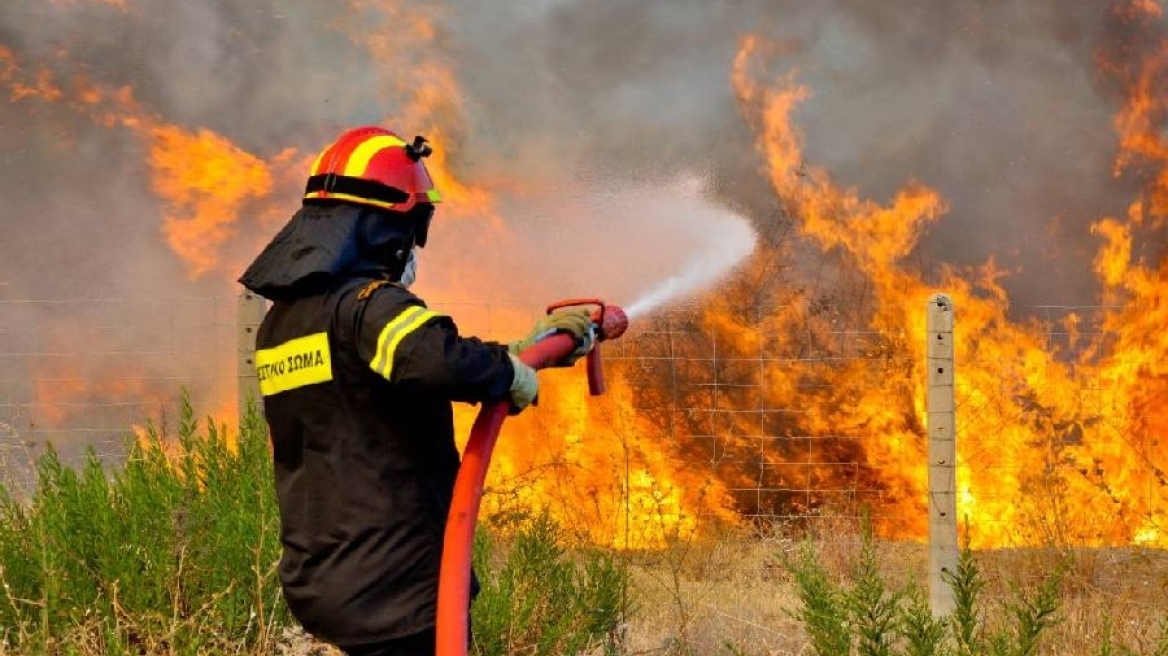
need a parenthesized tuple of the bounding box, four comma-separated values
(507, 352, 539, 411)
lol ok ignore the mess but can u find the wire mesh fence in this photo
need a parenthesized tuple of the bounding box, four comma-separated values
(599, 300, 1165, 548)
(605, 306, 921, 539)
(0, 297, 238, 489)
(0, 293, 1163, 549)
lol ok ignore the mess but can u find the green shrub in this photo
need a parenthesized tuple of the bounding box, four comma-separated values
(0, 394, 629, 655)
(846, 526, 903, 656)
(783, 541, 850, 656)
(471, 512, 628, 656)
(0, 394, 288, 654)
(784, 521, 1066, 656)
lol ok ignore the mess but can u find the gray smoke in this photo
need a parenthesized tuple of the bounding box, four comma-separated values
(0, 0, 1165, 455)
(3, 0, 1163, 303)
(445, 0, 1164, 307)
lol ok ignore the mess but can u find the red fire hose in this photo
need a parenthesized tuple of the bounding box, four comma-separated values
(435, 300, 628, 656)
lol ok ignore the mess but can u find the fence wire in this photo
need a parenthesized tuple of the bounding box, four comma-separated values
(0, 297, 237, 488)
(0, 295, 1162, 550)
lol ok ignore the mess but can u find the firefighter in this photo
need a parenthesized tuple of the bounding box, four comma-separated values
(238, 126, 593, 656)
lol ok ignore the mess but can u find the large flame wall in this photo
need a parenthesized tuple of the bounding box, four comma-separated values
(1, 0, 1165, 548)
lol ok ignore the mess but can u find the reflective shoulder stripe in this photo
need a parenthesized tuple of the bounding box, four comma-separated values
(255, 332, 333, 396)
(369, 306, 442, 380)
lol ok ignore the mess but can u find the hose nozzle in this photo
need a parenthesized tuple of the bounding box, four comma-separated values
(545, 298, 628, 396)
(546, 298, 627, 341)
(592, 304, 628, 342)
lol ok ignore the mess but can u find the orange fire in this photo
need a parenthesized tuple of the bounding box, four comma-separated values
(147, 127, 273, 277)
(730, 21, 1167, 548)
(7, 2, 1166, 551)
(1, 46, 63, 104)
(454, 367, 738, 548)
(28, 332, 169, 439)
(1, 26, 732, 548)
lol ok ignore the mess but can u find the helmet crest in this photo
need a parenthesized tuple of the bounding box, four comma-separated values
(404, 135, 433, 162)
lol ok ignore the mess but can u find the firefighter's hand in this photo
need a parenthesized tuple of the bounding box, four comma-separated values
(507, 353, 539, 414)
(509, 308, 595, 367)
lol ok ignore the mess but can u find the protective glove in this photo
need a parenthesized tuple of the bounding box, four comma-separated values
(507, 352, 539, 414)
(508, 308, 596, 367)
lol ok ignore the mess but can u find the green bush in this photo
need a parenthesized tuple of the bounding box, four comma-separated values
(0, 394, 630, 655)
(3, 393, 1166, 656)
(0, 394, 288, 655)
(472, 512, 629, 656)
(783, 521, 1069, 656)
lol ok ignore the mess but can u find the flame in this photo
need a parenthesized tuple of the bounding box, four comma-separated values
(147, 126, 275, 277)
(729, 24, 1167, 547)
(1, 4, 726, 548)
(0, 54, 251, 434)
(0, 46, 296, 278)
(454, 368, 738, 548)
(7, 2, 1165, 551)
(30, 354, 166, 436)
(0, 46, 63, 103)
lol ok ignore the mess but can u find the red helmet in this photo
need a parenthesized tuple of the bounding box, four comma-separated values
(303, 126, 442, 214)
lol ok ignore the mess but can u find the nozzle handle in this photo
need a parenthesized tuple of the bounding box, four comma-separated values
(545, 298, 629, 342)
(586, 346, 605, 396)
(544, 298, 628, 396)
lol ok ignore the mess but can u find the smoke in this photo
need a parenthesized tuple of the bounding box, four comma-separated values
(3, 0, 1161, 301)
(446, 0, 1164, 308)
(1, 0, 1165, 452)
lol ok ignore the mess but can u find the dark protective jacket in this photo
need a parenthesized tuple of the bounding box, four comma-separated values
(241, 203, 514, 645)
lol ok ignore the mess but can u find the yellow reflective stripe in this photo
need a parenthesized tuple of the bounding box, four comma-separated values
(425, 188, 442, 203)
(309, 148, 328, 176)
(344, 135, 407, 177)
(370, 306, 441, 379)
(304, 190, 400, 211)
(255, 332, 333, 396)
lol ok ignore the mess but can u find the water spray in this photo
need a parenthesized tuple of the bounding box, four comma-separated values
(436, 299, 628, 656)
(624, 225, 757, 319)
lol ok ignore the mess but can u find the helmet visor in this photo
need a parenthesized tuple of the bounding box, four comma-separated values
(411, 203, 435, 248)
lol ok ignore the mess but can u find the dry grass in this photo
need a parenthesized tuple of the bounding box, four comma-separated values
(4, 418, 1163, 656)
(614, 517, 1168, 656)
(979, 546, 1168, 655)
(5, 521, 1164, 655)
(622, 531, 801, 655)
(269, 523, 1168, 656)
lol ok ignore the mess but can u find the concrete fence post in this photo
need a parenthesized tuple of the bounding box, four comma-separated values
(237, 288, 267, 423)
(927, 293, 958, 617)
